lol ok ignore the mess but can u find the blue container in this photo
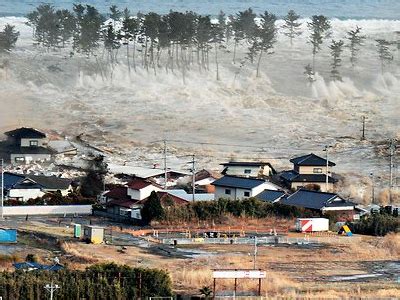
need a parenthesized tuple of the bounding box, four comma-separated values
(0, 229, 17, 243)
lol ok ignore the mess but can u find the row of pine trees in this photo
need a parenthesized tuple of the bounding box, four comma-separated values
(0, 4, 398, 82)
(0, 263, 172, 299)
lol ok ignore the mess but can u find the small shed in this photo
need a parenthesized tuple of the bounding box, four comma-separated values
(74, 224, 82, 238)
(83, 225, 104, 244)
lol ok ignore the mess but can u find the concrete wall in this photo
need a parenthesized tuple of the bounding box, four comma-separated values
(20, 138, 46, 147)
(1, 205, 92, 216)
(8, 188, 45, 201)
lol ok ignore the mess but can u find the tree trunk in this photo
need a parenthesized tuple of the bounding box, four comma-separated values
(256, 50, 263, 78)
(215, 42, 220, 81)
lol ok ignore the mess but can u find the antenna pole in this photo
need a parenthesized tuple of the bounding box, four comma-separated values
(1, 159, 4, 220)
(163, 140, 167, 189)
(191, 154, 196, 202)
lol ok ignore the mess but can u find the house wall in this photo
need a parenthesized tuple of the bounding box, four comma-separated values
(127, 185, 161, 200)
(2, 205, 92, 216)
(291, 182, 333, 193)
(215, 181, 278, 200)
(224, 165, 273, 178)
(298, 166, 331, 175)
(11, 153, 52, 164)
(43, 185, 72, 196)
(8, 188, 45, 201)
(20, 138, 46, 147)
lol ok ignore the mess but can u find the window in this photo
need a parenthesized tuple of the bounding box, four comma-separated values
(14, 157, 25, 162)
(244, 169, 251, 174)
(313, 168, 323, 173)
(244, 191, 250, 197)
(30, 140, 38, 147)
(225, 189, 231, 195)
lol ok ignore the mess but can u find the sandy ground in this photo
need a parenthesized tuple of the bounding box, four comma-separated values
(1, 217, 399, 298)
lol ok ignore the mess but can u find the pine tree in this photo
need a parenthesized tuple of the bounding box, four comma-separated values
(0, 24, 19, 53)
(346, 26, 366, 68)
(254, 11, 277, 77)
(56, 9, 75, 48)
(376, 39, 394, 73)
(329, 39, 344, 81)
(141, 191, 164, 224)
(307, 15, 331, 73)
(282, 10, 302, 46)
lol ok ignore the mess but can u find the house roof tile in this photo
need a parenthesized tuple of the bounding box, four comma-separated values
(290, 153, 335, 167)
(212, 175, 266, 189)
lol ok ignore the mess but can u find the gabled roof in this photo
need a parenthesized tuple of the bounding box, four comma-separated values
(281, 189, 354, 210)
(221, 161, 274, 167)
(104, 187, 130, 201)
(162, 190, 215, 202)
(280, 170, 337, 183)
(3, 172, 25, 189)
(127, 178, 161, 190)
(290, 153, 335, 167)
(4, 172, 71, 190)
(26, 175, 72, 190)
(255, 189, 286, 202)
(212, 175, 266, 189)
(5, 127, 46, 139)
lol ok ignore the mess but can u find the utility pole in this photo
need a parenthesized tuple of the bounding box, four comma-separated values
(370, 173, 375, 204)
(361, 116, 366, 140)
(163, 140, 167, 189)
(191, 154, 196, 202)
(389, 139, 395, 188)
(44, 281, 60, 300)
(389, 139, 396, 203)
(1, 159, 4, 220)
(253, 236, 257, 269)
(323, 145, 330, 192)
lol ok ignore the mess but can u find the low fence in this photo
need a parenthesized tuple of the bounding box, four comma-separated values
(161, 235, 361, 245)
(1, 205, 92, 216)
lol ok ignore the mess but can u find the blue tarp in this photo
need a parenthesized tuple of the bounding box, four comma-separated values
(0, 229, 17, 243)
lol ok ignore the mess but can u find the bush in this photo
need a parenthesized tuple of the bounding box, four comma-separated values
(0, 263, 172, 299)
(162, 197, 306, 222)
(350, 213, 400, 236)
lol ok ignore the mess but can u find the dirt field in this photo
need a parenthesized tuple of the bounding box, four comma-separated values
(1, 217, 399, 298)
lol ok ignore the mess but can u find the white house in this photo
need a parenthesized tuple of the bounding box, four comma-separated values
(127, 178, 162, 200)
(4, 173, 73, 201)
(212, 175, 280, 200)
(221, 161, 276, 178)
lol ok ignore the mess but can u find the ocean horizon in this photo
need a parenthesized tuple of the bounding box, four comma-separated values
(1, 0, 399, 20)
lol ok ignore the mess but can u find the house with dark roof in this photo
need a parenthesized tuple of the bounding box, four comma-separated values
(13, 262, 64, 272)
(212, 175, 281, 200)
(194, 169, 220, 193)
(255, 189, 286, 203)
(221, 161, 276, 178)
(4, 172, 72, 201)
(280, 189, 356, 220)
(2, 127, 53, 164)
(280, 153, 337, 192)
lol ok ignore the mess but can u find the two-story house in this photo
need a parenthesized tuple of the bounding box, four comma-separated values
(3, 127, 53, 164)
(221, 161, 276, 178)
(280, 153, 337, 192)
